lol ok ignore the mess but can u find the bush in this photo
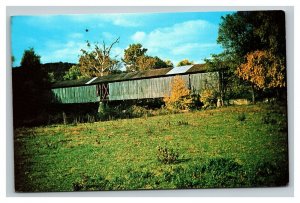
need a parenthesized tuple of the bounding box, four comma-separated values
(124, 171, 156, 189)
(237, 113, 246, 121)
(173, 158, 245, 189)
(190, 92, 203, 109)
(129, 105, 149, 118)
(177, 120, 189, 126)
(164, 76, 192, 111)
(248, 161, 289, 187)
(72, 175, 111, 191)
(262, 112, 277, 125)
(200, 88, 217, 109)
(157, 145, 180, 164)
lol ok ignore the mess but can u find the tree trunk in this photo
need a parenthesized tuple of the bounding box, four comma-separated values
(251, 84, 256, 104)
(219, 70, 225, 106)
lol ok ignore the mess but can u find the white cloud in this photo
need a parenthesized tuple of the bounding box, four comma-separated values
(40, 39, 124, 64)
(141, 20, 215, 48)
(130, 19, 219, 64)
(40, 40, 87, 63)
(131, 31, 146, 42)
(103, 14, 142, 27)
(102, 32, 116, 41)
(68, 32, 84, 39)
(67, 13, 143, 27)
(171, 43, 219, 55)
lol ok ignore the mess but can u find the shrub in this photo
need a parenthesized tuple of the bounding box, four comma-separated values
(200, 89, 217, 108)
(173, 158, 245, 188)
(177, 120, 189, 126)
(262, 112, 277, 125)
(124, 171, 156, 189)
(163, 76, 192, 111)
(190, 91, 203, 109)
(237, 113, 246, 121)
(72, 178, 86, 191)
(146, 126, 155, 135)
(129, 105, 149, 118)
(248, 161, 289, 187)
(157, 145, 180, 164)
(72, 175, 111, 191)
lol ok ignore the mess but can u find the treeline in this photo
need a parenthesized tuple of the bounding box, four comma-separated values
(205, 10, 286, 103)
(13, 62, 75, 82)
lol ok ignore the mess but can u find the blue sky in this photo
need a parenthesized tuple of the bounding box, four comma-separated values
(11, 11, 234, 68)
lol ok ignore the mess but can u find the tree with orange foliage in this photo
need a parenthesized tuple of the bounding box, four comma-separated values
(236, 50, 286, 103)
(163, 76, 192, 110)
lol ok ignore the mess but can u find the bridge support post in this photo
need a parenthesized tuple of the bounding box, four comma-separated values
(98, 101, 105, 114)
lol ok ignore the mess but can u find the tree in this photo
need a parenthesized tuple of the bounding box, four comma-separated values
(217, 11, 286, 65)
(123, 43, 148, 72)
(63, 65, 84, 80)
(216, 11, 286, 102)
(218, 13, 260, 60)
(41, 62, 76, 82)
(244, 11, 286, 58)
(152, 57, 170, 69)
(11, 56, 15, 67)
(123, 44, 170, 71)
(79, 37, 121, 77)
(236, 50, 286, 103)
(164, 59, 174, 68)
(136, 55, 157, 71)
(163, 76, 192, 110)
(136, 56, 172, 71)
(12, 48, 51, 125)
(177, 59, 194, 67)
(205, 53, 252, 104)
(21, 48, 42, 69)
(205, 53, 231, 105)
(48, 72, 56, 83)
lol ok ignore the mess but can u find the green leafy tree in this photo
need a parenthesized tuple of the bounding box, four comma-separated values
(177, 59, 194, 67)
(152, 56, 169, 69)
(123, 43, 148, 72)
(63, 65, 84, 80)
(205, 53, 231, 105)
(218, 13, 260, 60)
(136, 55, 157, 71)
(41, 62, 76, 82)
(123, 44, 170, 71)
(48, 72, 56, 83)
(218, 11, 286, 60)
(205, 52, 251, 104)
(164, 59, 174, 68)
(79, 37, 121, 77)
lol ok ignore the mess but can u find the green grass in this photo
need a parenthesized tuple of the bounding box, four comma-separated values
(14, 103, 289, 192)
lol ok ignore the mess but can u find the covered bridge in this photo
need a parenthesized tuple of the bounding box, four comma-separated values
(51, 64, 219, 104)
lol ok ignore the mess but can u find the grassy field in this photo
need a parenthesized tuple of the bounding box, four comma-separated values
(14, 103, 289, 192)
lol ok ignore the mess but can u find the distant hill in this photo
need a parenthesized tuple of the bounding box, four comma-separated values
(42, 62, 76, 82)
(13, 62, 76, 82)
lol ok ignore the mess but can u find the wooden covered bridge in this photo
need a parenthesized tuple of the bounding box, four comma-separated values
(51, 64, 220, 104)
